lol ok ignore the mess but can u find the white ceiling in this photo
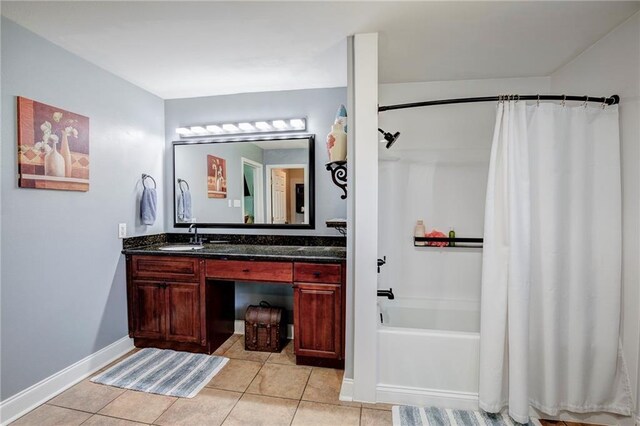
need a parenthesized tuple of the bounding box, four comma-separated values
(3, 1, 639, 99)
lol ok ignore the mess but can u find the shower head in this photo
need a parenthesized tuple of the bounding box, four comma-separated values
(378, 128, 400, 149)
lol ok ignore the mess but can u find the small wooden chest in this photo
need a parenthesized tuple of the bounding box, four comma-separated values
(245, 302, 287, 352)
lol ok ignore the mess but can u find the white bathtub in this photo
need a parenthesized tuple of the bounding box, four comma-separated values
(376, 298, 481, 409)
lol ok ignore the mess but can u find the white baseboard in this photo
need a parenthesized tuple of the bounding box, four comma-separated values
(0, 336, 134, 426)
(375, 383, 479, 411)
(339, 378, 354, 402)
(233, 320, 294, 340)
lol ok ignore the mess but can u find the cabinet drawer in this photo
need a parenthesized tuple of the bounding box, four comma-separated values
(132, 256, 200, 281)
(294, 263, 341, 284)
(206, 260, 292, 283)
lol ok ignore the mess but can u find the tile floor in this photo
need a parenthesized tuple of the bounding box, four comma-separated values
(12, 335, 393, 426)
(10, 336, 606, 426)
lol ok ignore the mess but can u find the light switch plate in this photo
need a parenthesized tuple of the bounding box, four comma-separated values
(118, 223, 127, 239)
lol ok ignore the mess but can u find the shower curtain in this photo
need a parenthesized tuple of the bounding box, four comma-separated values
(479, 101, 632, 423)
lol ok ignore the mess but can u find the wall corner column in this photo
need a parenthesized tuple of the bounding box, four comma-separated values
(346, 32, 379, 403)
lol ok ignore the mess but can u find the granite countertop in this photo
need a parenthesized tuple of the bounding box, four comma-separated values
(122, 243, 346, 263)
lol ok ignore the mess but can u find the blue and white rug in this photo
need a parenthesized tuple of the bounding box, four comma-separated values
(91, 348, 228, 398)
(392, 406, 543, 426)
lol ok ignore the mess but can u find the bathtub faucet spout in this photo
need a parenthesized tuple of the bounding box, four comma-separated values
(377, 288, 395, 300)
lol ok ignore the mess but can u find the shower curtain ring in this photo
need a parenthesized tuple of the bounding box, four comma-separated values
(562, 94, 566, 107)
(583, 96, 588, 108)
(516, 94, 520, 103)
(602, 98, 607, 109)
(536, 94, 540, 107)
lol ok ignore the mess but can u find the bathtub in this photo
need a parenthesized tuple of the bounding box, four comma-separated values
(376, 298, 481, 409)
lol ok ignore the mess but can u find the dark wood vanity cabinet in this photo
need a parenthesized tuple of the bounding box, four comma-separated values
(293, 262, 343, 364)
(130, 280, 201, 343)
(126, 254, 345, 367)
(127, 255, 206, 352)
(293, 283, 342, 359)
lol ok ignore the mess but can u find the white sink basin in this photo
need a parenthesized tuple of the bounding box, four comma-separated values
(158, 244, 204, 251)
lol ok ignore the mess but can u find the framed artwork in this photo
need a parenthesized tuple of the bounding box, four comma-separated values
(17, 97, 90, 191)
(207, 155, 227, 198)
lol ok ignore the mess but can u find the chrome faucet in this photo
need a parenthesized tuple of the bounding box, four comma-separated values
(188, 224, 202, 245)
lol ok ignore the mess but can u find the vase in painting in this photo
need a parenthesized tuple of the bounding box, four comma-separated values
(44, 143, 65, 177)
(60, 133, 73, 177)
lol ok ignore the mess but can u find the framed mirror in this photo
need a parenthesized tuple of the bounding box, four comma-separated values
(173, 134, 315, 228)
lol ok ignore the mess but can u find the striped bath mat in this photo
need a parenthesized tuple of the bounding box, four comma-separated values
(91, 348, 228, 398)
(392, 406, 543, 426)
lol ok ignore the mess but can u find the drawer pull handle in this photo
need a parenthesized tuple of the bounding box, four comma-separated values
(312, 272, 321, 277)
(242, 269, 250, 273)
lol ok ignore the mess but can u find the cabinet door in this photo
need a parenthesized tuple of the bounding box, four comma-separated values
(293, 282, 342, 359)
(132, 281, 165, 340)
(166, 282, 201, 343)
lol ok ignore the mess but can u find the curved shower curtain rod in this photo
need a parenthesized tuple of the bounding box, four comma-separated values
(376, 94, 620, 149)
(378, 94, 620, 112)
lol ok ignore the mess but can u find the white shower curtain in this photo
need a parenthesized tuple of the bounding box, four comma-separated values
(479, 101, 632, 423)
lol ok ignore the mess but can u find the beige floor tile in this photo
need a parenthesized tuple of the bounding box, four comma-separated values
(266, 340, 296, 365)
(11, 404, 91, 425)
(222, 394, 299, 426)
(82, 414, 147, 425)
(360, 408, 393, 426)
(246, 363, 312, 400)
(48, 380, 125, 413)
(154, 388, 241, 426)
(213, 334, 242, 356)
(291, 401, 361, 426)
(361, 402, 394, 411)
(223, 339, 271, 363)
(302, 368, 360, 407)
(98, 390, 176, 424)
(206, 359, 263, 392)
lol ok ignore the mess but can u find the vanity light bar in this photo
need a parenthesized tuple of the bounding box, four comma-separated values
(176, 118, 306, 137)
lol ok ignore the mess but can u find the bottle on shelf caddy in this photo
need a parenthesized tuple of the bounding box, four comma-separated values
(448, 227, 456, 247)
(414, 220, 426, 246)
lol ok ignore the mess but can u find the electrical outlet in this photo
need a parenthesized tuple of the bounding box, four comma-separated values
(118, 223, 127, 239)
(233, 199, 241, 207)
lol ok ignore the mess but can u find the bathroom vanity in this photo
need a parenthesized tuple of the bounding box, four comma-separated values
(123, 242, 346, 368)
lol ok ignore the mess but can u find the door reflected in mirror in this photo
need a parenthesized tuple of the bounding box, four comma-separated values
(173, 135, 314, 228)
(267, 167, 307, 225)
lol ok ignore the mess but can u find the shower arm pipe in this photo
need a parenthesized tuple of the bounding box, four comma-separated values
(378, 94, 620, 112)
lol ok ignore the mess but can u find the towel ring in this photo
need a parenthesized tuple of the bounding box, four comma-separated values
(177, 178, 190, 192)
(142, 173, 156, 189)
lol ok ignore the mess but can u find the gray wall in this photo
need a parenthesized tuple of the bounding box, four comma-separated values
(165, 88, 348, 234)
(0, 18, 165, 399)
